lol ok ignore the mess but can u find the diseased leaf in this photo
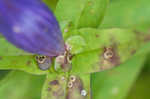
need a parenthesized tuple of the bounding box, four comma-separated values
(55, 0, 108, 28)
(0, 55, 47, 75)
(91, 55, 146, 99)
(0, 38, 49, 75)
(0, 71, 45, 99)
(66, 28, 150, 74)
(66, 74, 91, 99)
(66, 28, 142, 53)
(41, 73, 91, 99)
(41, 73, 68, 99)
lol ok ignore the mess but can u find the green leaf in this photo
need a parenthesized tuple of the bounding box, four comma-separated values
(43, 0, 58, 11)
(41, 73, 91, 99)
(77, 0, 109, 28)
(100, 0, 150, 31)
(91, 54, 146, 99)
(55, 0, 108, 28)
(127, 69, 150, 99)
(0, 38, 48, 75)
(66, 28, 150, 74)
(55, 0, 86, 28)
(0, 70, 10, 81)
(0, 71, 45, 99)
(0, 37, 32, 56)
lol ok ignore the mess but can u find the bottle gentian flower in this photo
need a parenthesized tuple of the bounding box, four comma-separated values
(0, 0, 65, 57)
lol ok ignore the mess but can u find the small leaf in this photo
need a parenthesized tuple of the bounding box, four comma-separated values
(66, 35, 86, 54)
(55, 0, 86, 28)
(55, 0, 108, 28)
(77, 0, 109, 28)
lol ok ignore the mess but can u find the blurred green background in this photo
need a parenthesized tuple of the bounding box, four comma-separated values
(0, 0, 150, 99)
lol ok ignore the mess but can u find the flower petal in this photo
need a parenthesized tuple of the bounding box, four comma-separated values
(0, 0, 65, 56)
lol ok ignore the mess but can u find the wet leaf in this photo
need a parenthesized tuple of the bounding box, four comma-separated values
(41, 73, 91, 99)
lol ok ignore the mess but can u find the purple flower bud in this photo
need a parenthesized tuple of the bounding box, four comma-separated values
(0, 0, 65, 56)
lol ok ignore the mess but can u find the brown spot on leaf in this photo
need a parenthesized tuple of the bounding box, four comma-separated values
(133, 30, 150, 42)
(0, 56, 2, 60)
(100, 46, 120, 70)
(144, 34, 150, 42)
(53, 89, 64, 97)
(26, 61, 31, 65)
(56, 44, 73, 72)
(131, 50, 136, 55)
(47, 87, 51, 91)
(95, 34, 99, 38)
(88, 1, 92, 6)
(49, 80, 59, 85)
(66, 76, 85, 99)
(47, 78, 66, 99)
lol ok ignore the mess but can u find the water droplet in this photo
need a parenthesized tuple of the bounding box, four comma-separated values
(81, 90, 87, 96)
(61, 76, 65, 81)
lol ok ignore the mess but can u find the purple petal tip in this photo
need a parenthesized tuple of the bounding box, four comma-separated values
(0, 0, 65, 56)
